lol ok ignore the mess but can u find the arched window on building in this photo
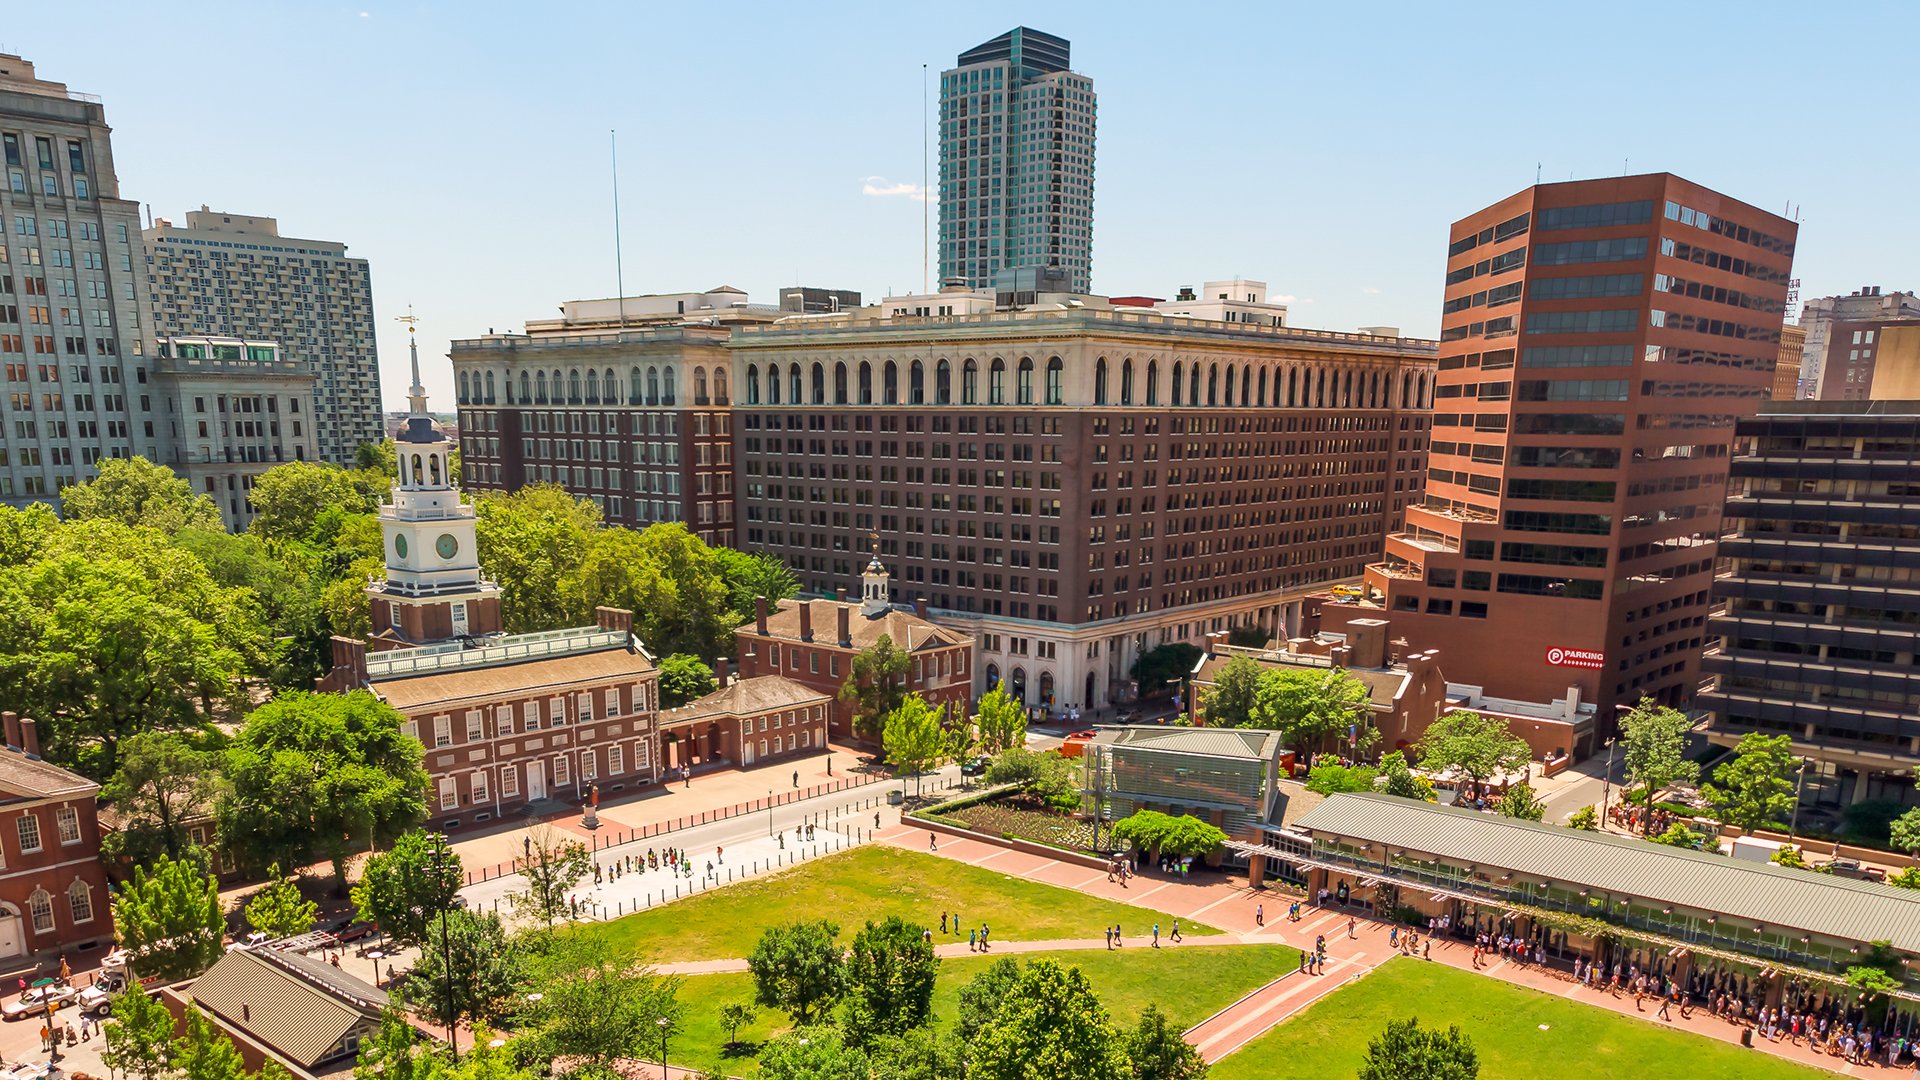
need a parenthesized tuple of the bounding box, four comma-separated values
(521, 371, 532, 402)
(27, 889, 51, 935)
(630, 367, 643, 404)
(788, 364, 802, 404)
(1017, 357, 1035, 404)
(1045, 357, 1063, 405)
(1094, 358, 1109, 405)
(910, 360, 925, 404)
(584, 368, 599, 403)
(747, 366, 761, 404)
(694, 367, 708, 404)
(713, 367, 728, 404)
(1147, 360, 1159, 405)
(646, 367, 660, 405)
(883, 361, 899, 404)
(486, 371, 496, 403)
(568, 369, 582, 402)
(963, 359, 978, 404)
(834, 362, 849, 404)
(1241, 365, 1252, 405)
(936, 359, 952, 404)
(810, 362, 825, 404)
(535, 371, 548, 403)
(67, 879, 92, 925)
(1121, 359, 1134, 405)
(990, 359, 1006, 404)
(457, 371, 469, 403)
(859, 361, 874, 404)
(1189, 363, 1202, 406)
(768, 364, 782, 405)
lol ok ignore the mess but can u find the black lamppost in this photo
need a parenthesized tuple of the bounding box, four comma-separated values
(767, 790, 775, 836)
(412, 834, 462, 1063)
(1598, 737, 1618, 825)
(656, 1016, 672, 1079)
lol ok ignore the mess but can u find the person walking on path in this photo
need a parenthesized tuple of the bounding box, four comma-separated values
(981, 923, 990, 950)
(1113, 924, 1122, 947)
(1171, 920, 1182, 943)
(969, 928, 977, 952)
(1348, 916, 1357, 939)
(941, 913, 948, 933)
(793, 769, 799, 788)
(951, 911, 959, 934)
(929, 832, 938, 851)
(1105, 926, 1113, 950)
(1255, 903, 1264, 927)
(1152, 923, 1160, 948)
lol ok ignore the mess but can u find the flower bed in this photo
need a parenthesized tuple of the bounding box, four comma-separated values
(926, 795, 1098, 852)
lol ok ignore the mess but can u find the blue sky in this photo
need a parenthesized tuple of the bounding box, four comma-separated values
(11, 1, 1915, 408)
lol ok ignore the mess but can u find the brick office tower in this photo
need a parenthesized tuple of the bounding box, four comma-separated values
(1346, 175, 1796, 723)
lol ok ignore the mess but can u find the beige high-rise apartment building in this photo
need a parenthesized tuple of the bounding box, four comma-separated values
(0, 54, 160, 510)
(154, 335, 318, 528)
(144, 208, 382, 466)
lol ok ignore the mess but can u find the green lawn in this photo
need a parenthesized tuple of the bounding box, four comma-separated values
(596, 844, 1222, 963)
(1209, 957, 1832, 1080)
(670, 943, 1297, 1077)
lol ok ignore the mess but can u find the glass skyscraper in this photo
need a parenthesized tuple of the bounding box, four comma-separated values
(937, 27, 1096, 294)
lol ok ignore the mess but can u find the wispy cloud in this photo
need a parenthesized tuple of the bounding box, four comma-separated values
(1361, 286, 1382, 295)
(862, 176, 928, 202)
(1272, 294, 1298, 305)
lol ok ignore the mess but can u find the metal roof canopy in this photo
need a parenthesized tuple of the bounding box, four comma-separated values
(1292, 792, 1920, 954)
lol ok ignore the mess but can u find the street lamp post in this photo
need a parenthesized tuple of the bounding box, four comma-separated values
(657, 1016, 672, 1080)
(767, 790, 775, 837)
(1599, 737, 1618, 826)
(1789, 757, 1810, 839)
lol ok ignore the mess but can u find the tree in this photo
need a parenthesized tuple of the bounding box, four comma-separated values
(657, 653, 717, 708)
(1647, 822, 1704, 849)
(249, 461, 386, 544)
(756, 1027, 870, 1080)
(176, 1005, 250, 1080)
(718, 1001, 757, 1048)
(1201, 656, 1264, 728)
(883, 694, 947, 796)
(1846, 940, 1905, 1027)
(244, 865, 319, 939)
(1702, 733, 1796, 832)
(564, 524, 734, 658)
(62, 456, 223, 532)
(355, 1008, 443, 1080)
(354, 830, 466, 948)
(867, 1027, 961, 1080)
(1886, 866, 1920, 891)
(840, 916, 938, 1046)
(956, 957, 1022, 1043)
(1379, 751, 1436, 801)
(1110, 810, 1227, 860)
(1617, 697, 1700, 836)
(1245, 668, 1373, 752)
(1567, 805, 1599, 831)
(103, 979, 179, 1080)
(509, 825, 592, 927)
(969, 958, 1126, 1080)
(1126, 1003, 1209, 1080)
(113, 852, 226, 981)
(714, 547, 800, 624)
(1358, 1017, 1479, 1080)
(101, 730, 221, 863)
(841, 636, 910, 741)
(1770, 844, 1814, 870)
(1892, 807, 1920, 861)
(474, 485, 600, 634)
(405, 910, 524, 1034)
(217, 690, 428, 892)
(1305, 757, 1379, 795)
(1495, 782, 1546, 821)
(983, 747, 1078, 807)
(1130, 644, 1201, 701)
(516, 931, 681, 1068)
(748, 919, 845, 1025)
(1416, 711, 1532, 791)
(972, 685, 1027, 756)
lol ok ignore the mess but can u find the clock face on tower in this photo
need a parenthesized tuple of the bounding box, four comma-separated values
(394, 534, 408, 559)
(436, 533, 460, 560)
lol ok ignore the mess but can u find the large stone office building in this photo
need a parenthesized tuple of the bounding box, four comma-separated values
(154, 335, 318, 528)
(727, 299, 1436, 713)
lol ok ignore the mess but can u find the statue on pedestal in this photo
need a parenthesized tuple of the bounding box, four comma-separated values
(583, 782, 601, 829)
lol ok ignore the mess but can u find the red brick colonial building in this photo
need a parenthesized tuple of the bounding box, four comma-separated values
(0, 713, 111, 963)
(658, 673, 831, 771)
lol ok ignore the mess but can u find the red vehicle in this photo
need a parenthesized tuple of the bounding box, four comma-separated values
(1059, 730, 1099, 758)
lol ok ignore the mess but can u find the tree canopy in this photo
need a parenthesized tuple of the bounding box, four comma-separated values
(473, 485, 601, 634)
(1702, 732, 1797, 832)
(1416, 710, 1532, 789)
(658, 653, 717, 708)
(1618, 697, 1699, 836)
(713, 547, 800, 626)
(353, 830, 465, 948)
(113, 852, 226, 982)
(748, 919, 845, 1025)
(243, 865, 319, 939)
(1358, 1017, 1479, 1080)
(883, 694, 947, 794)
(1201, 656, 1264, 728)
(61, 456, 223, 532)
(1243, 668, 1372, 752)
(1110, 810, 1227, 859)
(839, 916, 938, 1046)
(1495, 782, 1546, 821)
(840, 636, 909, 741)
(968, 958, 1127, 1080)
(972, 685, 1028, 756)
(1130, 644, 1201, 700)
(101, 730, 221, 864)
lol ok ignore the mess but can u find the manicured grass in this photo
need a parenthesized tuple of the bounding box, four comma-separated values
(1209, 957, 1832, 1080)
(596, 844, 1222, 963)
(670, 943, 1297, 1077)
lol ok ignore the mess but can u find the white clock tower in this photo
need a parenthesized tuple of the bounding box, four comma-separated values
(369, 312, 501, 645)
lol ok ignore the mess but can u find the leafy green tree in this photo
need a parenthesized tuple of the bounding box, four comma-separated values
(969, 958, 1126, 1080)
(1379, 751, 1435, 801)
(474, 484, 600, 634)
(972, 685, 1027, 756)
(1617, 697, 1700, 836)
(175, 1005, 250, 1080)
(217, 689, 428, 892)
(883, 694, 947, 796)
(249, 461, 386, 544)
(244, 865, 318, 939)
(1201, 656, 1264, 728)
(955, 957, 1022, 1043)
(62, 456, 223, 532)
(565, 523, 733, 658)
(172, 526, 333, 688)
(840, 916, 938, 1046)
(1416, 711, 1532, 791)
(101, 730, 221, 863)
(983, 747, 1078, 805)
(1305, 757, 1379, 795)
(757, 1027, 870, 1080)
(1702, 733, 1796, 832)
(1891, 807, 1920, 860)
(510, 825, 592, 927)
(515, 931, 681, 1069)
(1358, 1017, 1479, 1080)
(0, 503, 59, 566)
(103, 978, 179, 1080)
(405, 910, 524, 1034)
(1126, 1003, 1209, 1079)
(1847, 940, 1905, 1027)
(1246, 668, 1372, 751)
(866, 1026, 961, 1080)
(658, 653, 717, 708)
(354, 830, 466, 947)
(1647, 822, 1704, 849)
(1886, 866, 1920, 890)
(748, 919, 845, 1024)
(1567, 804, 1599, 831)
(113, 852, 225, 981)
(1495, 782, 1546, 821)
(1110, 810, 1227, 860)
(714, 547, 800, 624)
(718, 1001, 757, 1048)
(1770, 844, 1814, 870)
(1130, 643, 1202, 701)
(841, 636, 911, 742)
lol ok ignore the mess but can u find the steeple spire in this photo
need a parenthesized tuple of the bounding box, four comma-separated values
(398, 306, 428, 416)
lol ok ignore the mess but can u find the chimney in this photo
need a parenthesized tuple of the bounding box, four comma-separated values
(913, 596, 928, 618)
(242, 1003, 250, 1023)
(714, 658, 730, 688)
(837, 605, 852, 648)
(755, 596, 769, 636)
(835, 587, 846, 603)
(20, 717, 41, 760)
(799, 602, 814, 642)
(0, 712, 17, 753)
(595, 606, 633, 634)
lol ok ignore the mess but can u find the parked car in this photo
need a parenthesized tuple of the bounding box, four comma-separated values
(960, 756, 989, 777)
(2, 985, 77, 1021)
(1827, 858, 1885, 882)
(333, 920, 376, 943)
